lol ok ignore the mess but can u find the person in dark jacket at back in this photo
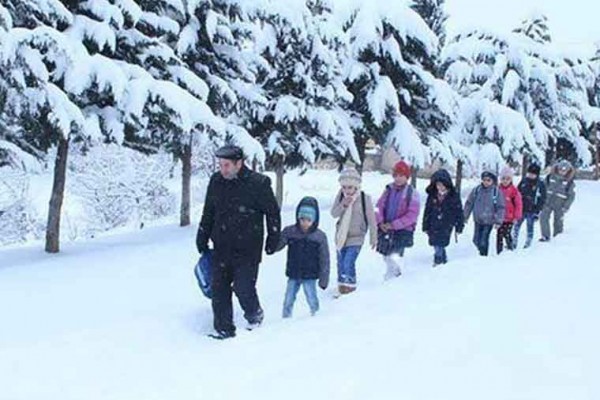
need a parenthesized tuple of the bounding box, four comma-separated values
(275, 197, 330, 318)
(514, 163, 547, 249)
(196, 145, 281, 340)
(423, 169, 465, 267)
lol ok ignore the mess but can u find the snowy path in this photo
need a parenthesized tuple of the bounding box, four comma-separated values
(1, 172, 599, 400)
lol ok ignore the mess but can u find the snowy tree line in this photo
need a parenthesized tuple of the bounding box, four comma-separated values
(1, 0, 599, 251)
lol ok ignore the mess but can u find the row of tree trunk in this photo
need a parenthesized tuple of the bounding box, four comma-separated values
(41, 140, 599, 253)
(45, 138, 197, 253)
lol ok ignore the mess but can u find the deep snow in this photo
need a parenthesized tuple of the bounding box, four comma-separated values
(0, 170, 598, 400)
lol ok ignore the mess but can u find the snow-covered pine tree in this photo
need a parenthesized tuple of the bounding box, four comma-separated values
(0, 1, 133, 252)
(588, 47, 600, 175)
(512, 12, 552, 173)
(513, 15, 598, 167)
(1, 4, 14, 168)
(59, 0, 224, 227)
(551, 55, 598, 166)
(0, 0, 223, 249)
(249, 0, 359, 204)
(175, 0, 267, 167)
(342, 1, 458, 180)
(411, 0, 448, 52)
(1, 0, 71, 30)
(514, 12, 552, 45)
(410, 0, 472, 191)
(511, 15, 596, 169)
(442, 29, 548, 174)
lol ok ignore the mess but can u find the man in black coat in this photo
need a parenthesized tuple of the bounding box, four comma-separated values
(196, 145, 281, 339)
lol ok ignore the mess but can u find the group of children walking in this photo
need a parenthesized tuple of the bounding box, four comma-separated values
(273, 159, 577, 318)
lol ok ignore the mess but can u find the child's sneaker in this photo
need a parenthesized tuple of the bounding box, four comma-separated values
(539, 237, 550, 243)
(208, 330, 236, 340)
(384, 270, 402, 280)
(246, 321, 262, 331)
(246, 309, 264, 330)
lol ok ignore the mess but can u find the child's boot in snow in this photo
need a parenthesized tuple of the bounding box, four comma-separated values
(384, 256, 403, 280)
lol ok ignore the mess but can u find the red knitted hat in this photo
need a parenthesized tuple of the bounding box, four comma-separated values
(393, 161, 411, 178)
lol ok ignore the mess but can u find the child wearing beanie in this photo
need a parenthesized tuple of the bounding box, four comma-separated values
(464, 171, 506, 256)
(274, 197, 330, 318)
(331, 168, 378, 296)
(514, 163, 547, 248)
(497, 167, 523, 254)
(375, 161, 421, 279)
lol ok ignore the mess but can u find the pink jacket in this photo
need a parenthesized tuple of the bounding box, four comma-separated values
(376, 184, 421, 232)
(500, 184, 523, 223)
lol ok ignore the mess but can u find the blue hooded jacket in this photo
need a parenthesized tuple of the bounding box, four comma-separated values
(275, 197, 330, 288)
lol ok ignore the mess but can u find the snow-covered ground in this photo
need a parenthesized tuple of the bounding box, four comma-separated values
(1, 170, 598, 400)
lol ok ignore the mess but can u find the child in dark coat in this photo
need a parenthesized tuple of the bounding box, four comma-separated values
(422, 169, 464, 266)
(514, 163, 546, 248)
(275, 197, 330, 318)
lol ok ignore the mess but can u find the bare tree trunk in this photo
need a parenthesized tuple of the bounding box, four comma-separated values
(45, 138, 69, 253)
(596, 140, 600, 181)
(355, 134, 368, 174)
(456, 159, 464, 198)
(548, 141, 556, 167)
(252, 158, 258, 171)
(180, 143, 192, 227)
(411, 167, 418, 189)
(275, 162, 284, 208)
(521, 154, 529, 179)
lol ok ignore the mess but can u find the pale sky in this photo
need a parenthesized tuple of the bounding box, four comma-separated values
(445, 0, 600, 56)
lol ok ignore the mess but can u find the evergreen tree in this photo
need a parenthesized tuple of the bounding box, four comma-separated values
(0, 0, 222, 249)
(443, 29, 548, 171)
(175, 0, 267, 164)
(62, 0, 223, 227)
(411, 0, 448, 50)
(514, 12, 552, 44)
(342, 2, 458, 174)
(247, 0, 359, 204)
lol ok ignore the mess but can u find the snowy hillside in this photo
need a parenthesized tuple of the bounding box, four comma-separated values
(1, 170, 598, 400)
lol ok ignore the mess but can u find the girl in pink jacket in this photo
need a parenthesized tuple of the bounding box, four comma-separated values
(375, 161, 421, 280)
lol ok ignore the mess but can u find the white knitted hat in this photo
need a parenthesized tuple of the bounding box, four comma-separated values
(338, 168, 361, 188)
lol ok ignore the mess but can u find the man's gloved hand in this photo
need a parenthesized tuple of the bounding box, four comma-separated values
(265, 235, 279, 255)
(196, 238, 208, 255)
